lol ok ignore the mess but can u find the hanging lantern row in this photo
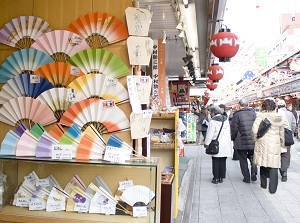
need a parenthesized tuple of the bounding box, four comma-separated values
(207, 63, 224, 82)
(206, 78, 218, 91)
(210, 26, 240, 62)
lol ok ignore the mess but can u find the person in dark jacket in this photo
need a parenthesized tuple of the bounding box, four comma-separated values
(230, 99, 257, 183)
(193, 106, 209, 144)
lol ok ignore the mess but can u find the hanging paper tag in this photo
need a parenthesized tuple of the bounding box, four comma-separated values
(30, 74, 40, 83)
(133, 206, 147, 217)
(70, 66, 80, 76)
(51, 144, 73, 160)
(105, 76, 117, 87)
(127, 76, 142, 114)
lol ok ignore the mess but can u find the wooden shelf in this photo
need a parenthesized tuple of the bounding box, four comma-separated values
(150, 143, 174, 150)
(0, 206, 155, 223)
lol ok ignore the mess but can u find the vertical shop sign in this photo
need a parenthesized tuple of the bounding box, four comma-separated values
(152, 40, 158, 97)
(158, 39, 166, 107)
(186, 113, 196, 142)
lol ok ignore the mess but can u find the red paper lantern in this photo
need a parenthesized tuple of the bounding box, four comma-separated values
(297, 94, 300, 100)
(206, 79, 218, 90)
(203, 93, 211, 106)
(284, 95, 291, 101)
(257, 100, 262, 105)
(210, 27, 240, 62)
(207, 64, 224, 82)
(275, 97, 281, 102)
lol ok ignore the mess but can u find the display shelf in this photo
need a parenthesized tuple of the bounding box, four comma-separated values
(0, 157, 161, 223)
(150, 143, 174, 150)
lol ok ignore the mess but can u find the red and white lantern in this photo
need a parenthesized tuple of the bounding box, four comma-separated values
(284, 95, 291, 101)
(297, 94, 300, 100)
(210, 27, 240, 62)
(206, 79, 218, 91)
(207, 64, 224, 82)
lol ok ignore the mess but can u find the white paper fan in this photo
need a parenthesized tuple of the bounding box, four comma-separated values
(0, 96, 57, 127)
(0, 48, 55, 83)
(0, 16, 52, 49)
(46, 186, 69, 212)
(31, 30, 90, 62)
(60, 98, 130, 134)
(36, 88, 75, 121)
(68, 73, 129, 104)
(120, 185, 155, 206)
(125, 7, 152, 36)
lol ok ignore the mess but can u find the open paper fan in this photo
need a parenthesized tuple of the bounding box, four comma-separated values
(36, 88, 75, 121)
(68, 73, 129, 104)
(66, 186, 92, 212)
(127, 36, 153, 65)
(48, 123, 65, 141)
(104, 134, 132, 162)
(31, 30, 90, 62)
(36, 132, 58, 158)
(120, 185, 155, 207)
(0, 48, 54, 83)
(47, 186, 69, 212)
(0, 74, 54, 104)
(0, 130, 20, 155)
(13, 183, 35, 207)
(59, 124, 82, 158)
(0, 16, 52, 49)
(29, 122, 45, 140)
(67, 48, 129, 78)
(16, 129, 38, 156)
(34, 62, 85, 87)
(76, 127, 106, 160)
(125, 7, 152, 37)
(67, 12, 128, 48)
(64, 174, 86, 195)
(14, 122, 28, 137)
(60, 98, 130, 134)
(0, 96, 57, 127)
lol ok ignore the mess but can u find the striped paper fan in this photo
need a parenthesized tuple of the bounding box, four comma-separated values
(14, 122, 28, 137)
(59, 124, 82, 158)
(13, 182, 35, 207)
(31, 30, 90, 62)
(0, 48, 54, 83)
(0, 130, 20, 155)
(67, 48, 129, 78)
(29, 122, 45, 140)
(0, 16, 52, 49)
(36, 88, 75, 121)
(68, 73, 129, 104)
(36, 132, 58, 158)
(60, 98, 130, 134)
(0, 96, 57, 127)
(127, 36, 153, 65)
(125, 7, 152, 37)
(34, 62, 85, 88)
(0, 74, 54, 104)
(30, 186, 51, 211)
(48, 123, 65, 141)
(104, 134, 132, 162)
(16, 129, 39, 156)
(120, 185, 155, 206)
(76, 125, 106, 160)
(67, 12, 128, 48)
(64, 174, 86, 195)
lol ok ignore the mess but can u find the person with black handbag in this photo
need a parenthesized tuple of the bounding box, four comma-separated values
(252, 98, 288, 194)
(204, 105, 232, 184)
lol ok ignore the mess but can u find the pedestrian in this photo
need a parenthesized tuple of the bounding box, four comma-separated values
(252, 98, 288, 194)
(204, 105, 232, 184)
(287, 103, 298, 137)
(219, 104, 228, 118)
(277, 100, 296, 181)
(230, 99, 257, 183)
(193, 106, 209, 145)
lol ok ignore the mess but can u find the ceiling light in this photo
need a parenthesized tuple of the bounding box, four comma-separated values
(183, 0, 188, 8)
(176, 22, 183, 30)
(178, 30, 185, 38)
(162, 30, 166, 44)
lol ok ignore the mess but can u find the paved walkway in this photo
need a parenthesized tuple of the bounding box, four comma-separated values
(175, 139, 300, 223)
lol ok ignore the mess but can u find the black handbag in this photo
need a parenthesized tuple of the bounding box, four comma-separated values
(206, 117, 224, 155)
(257, 118, 271, 139)
(284, 128, 294, 146)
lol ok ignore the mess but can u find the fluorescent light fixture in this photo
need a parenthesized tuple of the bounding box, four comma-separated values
(178, 30, 185, 38)
(162, 30, 166, 44)
(176, 22, 183, 30)
(183, 0, 188, 8)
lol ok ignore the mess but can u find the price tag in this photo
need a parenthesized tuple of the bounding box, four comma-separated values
(105, 76, 117, 87)
(30, 74, 40, 83)
(74, 203, 88, 213)
(100, 204, 116, 215)
(133, 206, 147, 217)
(16, 197, 29, 207)
(103, 146, 126, 163)
(118, 180, 133, 190)
(68, 36, 83, 45)
(142, 109, 153, 119)
(29, 198, 44, 211)
(70, 66, 80, 76)
(51, 145, 73, 160)
(36, 178, 50, 187)
(46, 201, 62, 212)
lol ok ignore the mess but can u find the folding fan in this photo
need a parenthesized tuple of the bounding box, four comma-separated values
(67, 48, 129, 78)
(46, 174, 63, 191)
(68, 73, 129, 104)
(104, 134, 132, 163)
(34, 62, 85, 87)
(48, 123, 65, 141)
(0, 74, 54, 104)
(29, 185, 51, 210)
(31, 30, 90, 62)
(0, 16, 52, 49)
(120, 185, 155, 207)
(125, 7, 152, 37)
(14, 122, 28, 137)
(0, 97, 57, 127)
(13, 182, 35, 207)
(60, 98, 130, 134)
(67, 12, 128, 48)
(36, 132, 59, 158)
(64, 174, 86, 195)
(127, 36, 153, 66)
(66, 186, 92, 212)
(36, 88, 75, 121)
(0, 48, 54, 83)
(15, 129, 38, 156)
(46, 186, 69, 212)
(59, 124, 82, 158)
(90, 175, 112, 195)
(29, 122, 45, 140)
(0, 130, 20, 155)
